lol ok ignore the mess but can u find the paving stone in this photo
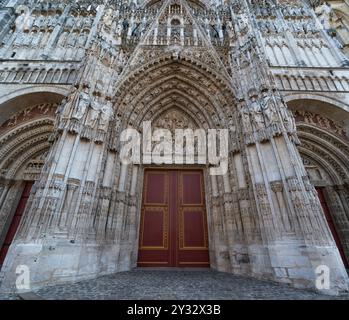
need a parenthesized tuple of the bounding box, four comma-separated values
(12, 269, 349, 300)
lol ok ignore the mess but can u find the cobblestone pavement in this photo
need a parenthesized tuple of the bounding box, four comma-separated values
(0, 293, 21, 300)
(0, 269, 347, 300)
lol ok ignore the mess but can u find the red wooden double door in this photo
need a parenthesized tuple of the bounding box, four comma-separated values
(138, 169, 210, 267)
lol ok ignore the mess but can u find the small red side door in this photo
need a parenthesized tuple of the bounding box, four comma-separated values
(0, 181, 33, 268)
(316, 187, 349, 268)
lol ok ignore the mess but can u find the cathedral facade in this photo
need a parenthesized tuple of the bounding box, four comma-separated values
(0, 0, 349, 295)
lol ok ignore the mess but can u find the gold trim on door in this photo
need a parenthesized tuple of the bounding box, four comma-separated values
(178, 207, 209, 250)
(139, 207, 169, 250)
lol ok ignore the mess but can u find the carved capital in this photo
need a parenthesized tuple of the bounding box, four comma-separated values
(270, 181, 283, 193)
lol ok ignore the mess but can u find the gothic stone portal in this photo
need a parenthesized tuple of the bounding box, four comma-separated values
(137, 169, 210, 268)
(1, 0, 349, 296)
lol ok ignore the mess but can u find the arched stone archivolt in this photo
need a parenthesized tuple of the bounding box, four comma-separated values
(0, 117, 56, 179)
(285, 94, 349, 129)
(290, 100, 349, 266)
(0, 86, 68, 125)
(0, 99, 59, 269)
(299, 131, 349, 182)
(116, 56, 234, 106)
(117, 50, 233, 90)
(299, 147, 342, 186)
(114, 59, 236, 134)
(132, 89, 216, 129)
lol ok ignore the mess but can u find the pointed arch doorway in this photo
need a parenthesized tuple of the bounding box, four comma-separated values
(137, 168, 210, 268)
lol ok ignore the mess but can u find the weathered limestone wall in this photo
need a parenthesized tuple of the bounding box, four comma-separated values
(0, 0, 348, 295)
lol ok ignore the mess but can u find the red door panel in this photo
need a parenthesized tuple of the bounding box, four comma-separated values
(138, 170, 210, 267)
(316, 187, 349, 268)
(178, 171, 209, 267)
(182, 210, 206, 247)
(138, 172, 170, 266)
(181, 172, 203, 205)
(0, 181, 33, 268)
(141, 209, 167, 248)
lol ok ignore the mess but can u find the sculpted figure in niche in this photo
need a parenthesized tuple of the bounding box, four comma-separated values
(65, 16, 75, 29)
(260, 91, 278, 125)
(249, 95, 264, 131)
(15, 12, 25, 29)
(277, 97, 296, 133)
(77, 31, 88, 47)
(237, 13, 249, 33)
(240, 101, 252, 133)
(140, 17, 147, 36)
(57, 31, 68, 47)
(34, 15, 45, 30)
(115, 22, 123, 39)
(84, 15, 93, 29)
(114, 113, 122, 136)
(99, 99, 114, 132)
(61, 86, 78, 118)
(227, 115, 236, 133)
(13, 27, 26, 47)
(56, 97, 67, 116)
(226, 21, 235, 42)
(72, 86, 91, 120)
(22, 29, 33, 46)
(66, 31, 78, 47)
(103, 8, 114, 29)
(23, 13, 33, 32)
(286, 109, 297, 133)
(48, 14, 59, 30)
(31, 30, 44, 47)
(74, 17, 83, 30)
(86, 95, 101, 128)
(275, 95, 288, 121)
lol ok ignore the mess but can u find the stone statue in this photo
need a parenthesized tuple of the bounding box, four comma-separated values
(66, 31, 77, 47)
(103, 8, 114, 29)
(240, 102, 252, 133)
(65, 16, 75, 29)
(249, 96, 264, 131)
(261, 91, 278, 125)
(72, 87, 91, 120)
(286, 109, 297, 133)
(86, 96, 101, 128)
(62, 86, 78, 118)
(237, 13, 249, 33)
(272, 93, 289, 123)
(98, 100, 114, 132)
(14, 12, 26, 31)
(226, 21, 235, 42)
(48, 15, 59, 29)
(56, 97, 67, 116)
(115, 22, 123, 39)
(114, 113, 122, 135)
(23, 14, 33, 32)
(77, 31, 88, 47)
